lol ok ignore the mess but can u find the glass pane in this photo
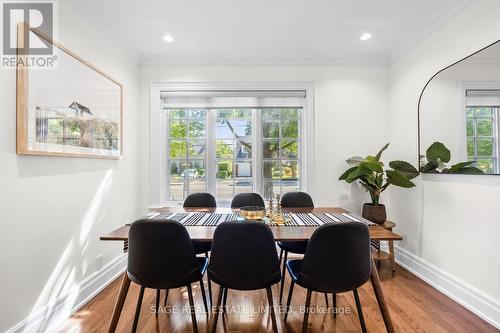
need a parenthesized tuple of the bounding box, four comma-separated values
(467, 138, 474, 157)
(263, 140, 279, 159)
(282, 160, 299, 180)
(216, 140, 233, 159)
(216, 120, 233, 138)
(186, 160, 205, 178)
(188, 140, 205, 158)
(466, 118, 474, 137)
(281, 140, 299, 158)
(216, 108, 251, 119)
(235, 141, 252, 158)
(232, 119, 252, 138)
(169, 120, 187, 138)
(168, 109, 186, 119)
(189, 179, 206, 193)
(169, 140, 186, 158)
(189, 109, 205, 119)
(281, 109, 299, 119)
(475, 107, 492, 117)
(477, 138, 494, 156)
(169, 160, 186, 200)
(216, 180, 233, 198)
(263, 121, 279, 138)
(476, 119, 492, 136)
(262, 109, 280, 119)
(262, 180, 281, 199)
(216, 160, 232, 179)
(188, 121, 205, 138)
(282, 180, 299, 194)
(235, 178, 252, 195)
(477, 159, 494, 173)
(263, 161, 281, 179)
(466, 107, 474, 118)
(235, 161, 252, 178)
(281, 120, 299, 138)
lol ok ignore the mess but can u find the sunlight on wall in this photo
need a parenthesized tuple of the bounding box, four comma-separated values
(19, 170, 114, 333)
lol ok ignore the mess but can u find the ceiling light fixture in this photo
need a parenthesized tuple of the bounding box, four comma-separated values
(360, 33, 372, 41)
(163, 34, 175, 42)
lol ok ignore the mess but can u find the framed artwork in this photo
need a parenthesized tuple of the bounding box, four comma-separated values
(16, 24, 123, 159)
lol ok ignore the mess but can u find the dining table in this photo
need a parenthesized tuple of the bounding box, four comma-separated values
(100, 207, 402, 333)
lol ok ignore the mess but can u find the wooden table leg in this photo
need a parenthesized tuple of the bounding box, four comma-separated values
(107, 272, 131, 333)
(369, 258, 395, 333)
(388, 240, 395, 272)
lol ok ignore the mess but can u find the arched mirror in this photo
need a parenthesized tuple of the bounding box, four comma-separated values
(418, 40, 500, 175)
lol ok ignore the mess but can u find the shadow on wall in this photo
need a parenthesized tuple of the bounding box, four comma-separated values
(12, 170, 115, 333)
(16, 155, 120, 178)
(338, 182, 367, 214)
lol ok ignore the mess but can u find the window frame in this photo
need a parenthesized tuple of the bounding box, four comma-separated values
(149, 82, 315, 207)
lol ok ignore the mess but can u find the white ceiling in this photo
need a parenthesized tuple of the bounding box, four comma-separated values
(70, 0, 469, 65)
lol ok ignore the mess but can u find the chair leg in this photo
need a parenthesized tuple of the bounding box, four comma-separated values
(266, 287, 279, 333)
(164, 289, 169, 306)
(279, 251, 288, 304)
(333, 293, 337, 318)
(279, 248, 283, 265)
(222, 287, 228, 314)
(207, 277, 213, 306)
(155, 289, 160, 317)
(353, 289, 367, 333)
(187, 284, 198, 333)
(210, 286, 225, 333)
(205, 252, 209, 258)
(131, 286, 145, 333)
(284, 280, 295, 322)
(324, 293, 329, 308)
(301, 289, 312, 333)
(199, 279, 209, 315)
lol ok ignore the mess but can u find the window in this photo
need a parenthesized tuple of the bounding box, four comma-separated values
(465, 89, 500, 174)
(158, 88, 309, 203)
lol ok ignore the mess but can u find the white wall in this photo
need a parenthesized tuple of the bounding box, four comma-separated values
(0, 1, 140, 332)
(388, 0, 500, 327)
(139, 64, 390, 212)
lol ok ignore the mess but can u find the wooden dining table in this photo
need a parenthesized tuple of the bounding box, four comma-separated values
(100, 207, 402, 333)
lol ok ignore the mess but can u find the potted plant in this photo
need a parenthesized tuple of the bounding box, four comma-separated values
(338, 143, 419, 224)
(420, 142, 484, 174)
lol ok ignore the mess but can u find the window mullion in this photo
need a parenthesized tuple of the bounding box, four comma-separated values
(206, 109, 216, 196)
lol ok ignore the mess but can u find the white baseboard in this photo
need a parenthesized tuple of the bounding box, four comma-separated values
(395, 245, 500, 330)
(5, 254, 127, 333)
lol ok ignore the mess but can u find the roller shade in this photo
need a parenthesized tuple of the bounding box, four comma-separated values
(466, 89, 500, 106)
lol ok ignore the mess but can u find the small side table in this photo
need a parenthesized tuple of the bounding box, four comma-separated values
(372, 221, 396, 272)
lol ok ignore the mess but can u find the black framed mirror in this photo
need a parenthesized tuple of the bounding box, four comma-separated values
(418, 40, 500, 175)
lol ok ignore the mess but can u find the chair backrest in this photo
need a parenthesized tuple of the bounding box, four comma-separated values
(281, 191, 314, 208)
(127, 219, 201, 289)
(208, 221, 281, 290)
(183, 192, 217, 208)
(230, 193, 265, 208)
(299, 222, 371, 293)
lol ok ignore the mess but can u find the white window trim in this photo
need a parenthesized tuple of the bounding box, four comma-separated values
(460, 81, 500, 173)
(149, 82, 315, 208)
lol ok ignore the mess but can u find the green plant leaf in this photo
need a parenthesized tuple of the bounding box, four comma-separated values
(452, 167, 484, 174)
(448, 161, 476, 172)
(346, 156, 364, 166)
(374, 143, 390, 161)
(338, 166, 357, 181)
(346, 165, 371, 183)
(386, 170, 416, 188)
(359, 161, 384, 173)
(389, 160, 419, 179)
(420, 160, 439, 173)
(426, 142, 451, 163)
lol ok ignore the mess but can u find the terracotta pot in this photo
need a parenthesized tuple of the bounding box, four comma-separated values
(362, 203, 387, 224)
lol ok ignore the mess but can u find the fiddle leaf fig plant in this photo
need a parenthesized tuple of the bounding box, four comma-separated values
(420, 142, 484, 174)
(339, 143, 419, 205)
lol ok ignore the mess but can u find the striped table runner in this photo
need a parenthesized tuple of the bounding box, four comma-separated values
(147, 212, 375, 227)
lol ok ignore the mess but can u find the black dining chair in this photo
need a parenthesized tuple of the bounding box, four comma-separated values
(230, 192, 265, 208)
(278, 192, 325, 304)
(208, 221, 281, 333)
(284, 222, 372, 333)
(184, 192, 217, 257)
(128, 219, 209, 333)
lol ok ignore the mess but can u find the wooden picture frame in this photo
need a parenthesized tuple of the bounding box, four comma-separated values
(16, 23, 123, 159)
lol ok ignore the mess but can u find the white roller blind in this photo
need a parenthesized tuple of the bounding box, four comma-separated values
(466, 89, 500, 106)
(161, 90, 306, 108)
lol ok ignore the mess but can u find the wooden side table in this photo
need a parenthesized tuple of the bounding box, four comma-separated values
(372, 221, 396, 272)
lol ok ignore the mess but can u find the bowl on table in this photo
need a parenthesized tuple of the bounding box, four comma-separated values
(239, 206, 266, 220)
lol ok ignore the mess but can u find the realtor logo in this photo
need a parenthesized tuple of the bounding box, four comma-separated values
(1, 1, 58, 68)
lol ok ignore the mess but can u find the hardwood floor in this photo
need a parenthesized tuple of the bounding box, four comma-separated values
(58, 261, 498, 333)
